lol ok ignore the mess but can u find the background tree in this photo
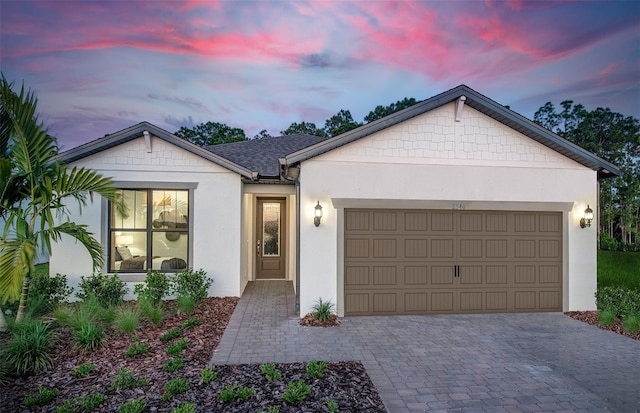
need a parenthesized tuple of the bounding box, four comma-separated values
(174, 121, 247, 146)
(534, 101, 640, 248)
(0, 75, 125, 323)
(364, 97, 419, 123)
(281, 121, 326, 138)
(324, 109, 361, 138)
(253, 129, 273, 140)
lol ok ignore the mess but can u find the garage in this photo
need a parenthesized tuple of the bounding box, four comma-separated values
(344, 209, 563, 316)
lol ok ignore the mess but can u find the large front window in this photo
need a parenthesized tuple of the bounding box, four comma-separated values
(110, 189, 189, 273)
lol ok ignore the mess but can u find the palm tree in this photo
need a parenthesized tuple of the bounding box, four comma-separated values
(0, 75, 125, 325)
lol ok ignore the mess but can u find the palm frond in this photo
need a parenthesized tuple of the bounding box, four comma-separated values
(49, 222, 105, 272)
(0, 237, 36, 304)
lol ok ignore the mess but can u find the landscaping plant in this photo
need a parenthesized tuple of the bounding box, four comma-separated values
(134, 270, 172, 306)
(312, 297, 335, 322)
(55, 393, 105, 413)
(172, 268, 213, 302)
(326, 399, 340, 413)
(77, 273, 128, 307)
(176, 294, 196, 313)
(74, 322, 103, 351)
(72, 362, 95, 378)
(164, 358, 184, 372)
(24, 387, 59, 407)
(163, 377, 190, 401)
(200, 367, 217, 384)
(115, 306, 141, 334)
(219, 383, 254, 402)
(166, 338, 188, 355)
(260, 362, 282, 381)
(109, 368, 149, 391)
(124, 338, 150, 357)
(138, 297, 164, 325)
(181, 316, 201, 329)
(172, 403, 196, 413)
(623, 314, 639, 333)
(5, 319, 54, 374)
(597, 309, 616, 327)
(306, 360, 327, 378)
(160, 327, 182, 341)
(118, 398, 147, 413)
(282, 379, 311, 404)
(28, 271, 73, 313)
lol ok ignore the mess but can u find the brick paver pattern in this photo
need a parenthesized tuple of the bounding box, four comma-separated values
(210, 281, 640, 413)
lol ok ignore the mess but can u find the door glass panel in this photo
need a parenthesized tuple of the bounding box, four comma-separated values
(262, 203, 280, 257)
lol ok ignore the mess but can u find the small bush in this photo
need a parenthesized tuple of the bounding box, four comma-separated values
(134, 271, 172, 306)
(29, 272, 73, 312)
(116, 306, 141, 334)
(74, 322, 103, 351)
(260, 363, 281, 381)
(160, 327, 182, 342)
(124, 339, 150, 357)
(312, 297, 334, 322)
(164, 358, 184, 372)
(77, 273, 128, 307)
(326, 399, 339, 413)
(623, 314, 640, 333)
(172, 403, 196, 413)
(6, 320, 54, 375)
(119, 398, 147, 413)
(163, 377, 189, 401)
(595, 286, 640, 317)
(282, 379, 311, 404)
(172, 268, 212, 302)
(200, 367, 217, 384)
(24, 386, 59, 406)
(138, 297, 164, 325)
(72, 362, 95, 378)
(55, 393, 105, 413)
(306, 360, 327, 378)
(166, 338, 188, 355)
(181, 316, 201, 329)
(110, 368, 149, 391)
(598, 309, 616, 327)
(219, 383, 254, 403)
(176, 295, 196, 313)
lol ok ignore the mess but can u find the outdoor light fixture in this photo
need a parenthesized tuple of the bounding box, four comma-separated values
(314, 201, 323, 227)
(580, 205, 594, 228)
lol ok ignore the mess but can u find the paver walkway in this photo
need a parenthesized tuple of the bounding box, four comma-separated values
(210, 281, 640, 412)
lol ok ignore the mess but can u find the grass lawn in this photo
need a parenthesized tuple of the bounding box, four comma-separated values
(598, 250, 640, 290)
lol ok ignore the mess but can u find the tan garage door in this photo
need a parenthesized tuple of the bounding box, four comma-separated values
(344, 209, 562, 316)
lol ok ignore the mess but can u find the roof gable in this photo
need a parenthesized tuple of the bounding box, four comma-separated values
(54, 122, 254, 178)
(283, 85, 620, 178)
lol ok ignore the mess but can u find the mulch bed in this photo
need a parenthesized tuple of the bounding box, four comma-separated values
(566, 311, 640, 341)
(1, 297, 386, 412)
(299, 312, 341, 327)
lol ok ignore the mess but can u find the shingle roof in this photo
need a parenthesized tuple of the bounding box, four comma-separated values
(206, 134, 326, 178)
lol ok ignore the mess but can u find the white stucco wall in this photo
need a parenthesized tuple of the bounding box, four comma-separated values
(49, 135, 244, 298)
(298, 103, 598, 316)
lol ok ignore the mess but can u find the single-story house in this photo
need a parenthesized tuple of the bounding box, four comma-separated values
(50, 85, 619, 316)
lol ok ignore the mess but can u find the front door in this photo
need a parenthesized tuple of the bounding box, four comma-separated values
(256, 198, 286, 279)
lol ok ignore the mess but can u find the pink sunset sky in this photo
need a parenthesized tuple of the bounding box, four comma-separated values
(1, 0, 638, 150)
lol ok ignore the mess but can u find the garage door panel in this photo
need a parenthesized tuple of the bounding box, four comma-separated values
(344, 209, 562, 316)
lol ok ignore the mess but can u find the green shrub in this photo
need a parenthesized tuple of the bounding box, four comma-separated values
(200, 367, 217, 384)
(0, 358, 10, 385)
(181, 316, 201, 329)
(24, 386, 59, 406)
(124, 339, 150, 357)
(74, 322, 103, 351)
(72, 362, 95, 378)
(219, 383, 254, 402)
(176, 295, 196, 313)
(598, 309, 616, 326)
(29, 272, 73, 313)
(282, 379, 311, 404)
(306, 360, 327, 378)
(119, 398, 147, 413)
(134, 271, 172, 306)
(623, 314, 640, 333)
(172, 403, 196, 413)
(163, 377, 189, 401)
(110, 368, 149, 391)
(160, 327, 182, 342)
(164, 358, 184, 372)
(138, 297, 164, 325)
(312, 297, 334, 322)
(595, 286, 640, 317)
(6, 320, 54, 375)
(166, 338, 188, 355)
(55, 393, 105, 413)
(116, 306, 141, 334)
(326, 399, 339, 413)
(77, 273, 128, 307)
(172, 268, 212, 302)
(260, 363, 281, 381)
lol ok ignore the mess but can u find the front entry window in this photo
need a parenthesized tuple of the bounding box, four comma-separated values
(109, 189, 189, 272)
(262, 202, 280, 257)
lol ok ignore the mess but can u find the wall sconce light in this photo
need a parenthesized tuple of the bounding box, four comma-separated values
(314, 201, 323, 227)
(580, 205, 594, 228)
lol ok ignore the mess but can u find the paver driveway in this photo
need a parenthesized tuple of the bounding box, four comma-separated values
(210, 281, 640, 412)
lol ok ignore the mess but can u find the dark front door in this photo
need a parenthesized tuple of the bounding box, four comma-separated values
(256, 198, 286, 279)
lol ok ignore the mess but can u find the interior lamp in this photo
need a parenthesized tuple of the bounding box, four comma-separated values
(314, 201, 323, 227)
(580, 205, 594, 228)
